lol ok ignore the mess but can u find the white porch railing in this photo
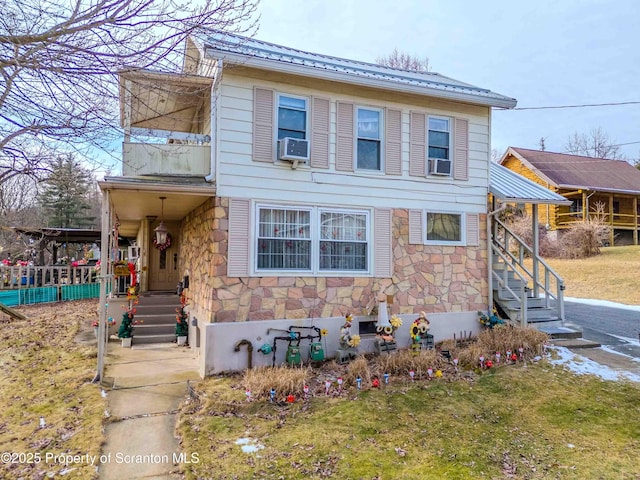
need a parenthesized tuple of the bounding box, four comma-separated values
(492, 217, 565, 323)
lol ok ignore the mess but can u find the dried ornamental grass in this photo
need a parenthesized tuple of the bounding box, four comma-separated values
(373, 348, 444, 379)
(344, 355, 371, 386)
(243, 366, 310, 401)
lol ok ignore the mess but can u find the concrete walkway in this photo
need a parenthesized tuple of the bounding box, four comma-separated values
(99, 340, 199, 480)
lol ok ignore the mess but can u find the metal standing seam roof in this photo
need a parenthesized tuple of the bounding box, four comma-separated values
(489, 162, 571, 205)
(195, 31, 517, 108)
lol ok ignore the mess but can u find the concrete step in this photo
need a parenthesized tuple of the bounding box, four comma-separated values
(536, 324, 583, 339)
(133, 333, 177, 345)
(549, 338, 600, 348)
(134, 323, 175, 336)
(135, 303, 179, 315)
(134, 313, 177, 326)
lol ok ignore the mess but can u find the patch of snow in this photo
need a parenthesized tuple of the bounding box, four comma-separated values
(609, 334, 640, 347)
(235, 437, 264, 454)
(565, 297, 640, 312)
(548, 346, 640, 383)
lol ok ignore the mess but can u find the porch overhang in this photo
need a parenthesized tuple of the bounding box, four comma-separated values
(489, 162, 571, 206)
(99, 176, 216, 237)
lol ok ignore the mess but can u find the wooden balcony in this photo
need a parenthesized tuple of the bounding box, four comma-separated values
(122, 142, 211, 177)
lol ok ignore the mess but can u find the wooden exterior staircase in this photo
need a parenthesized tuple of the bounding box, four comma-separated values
(131, 292, 179, 344)
(491, 217, 579, 338)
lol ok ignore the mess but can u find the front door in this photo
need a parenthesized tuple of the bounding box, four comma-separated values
(148, 220, 180, 291)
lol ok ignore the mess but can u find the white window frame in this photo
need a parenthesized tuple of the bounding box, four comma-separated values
(276, 92, 309, 141)
(254, 204, 372, 275)
(355, 106, 384, 172)
(423, 210, 465, 246)
(427, 115, 452, 176)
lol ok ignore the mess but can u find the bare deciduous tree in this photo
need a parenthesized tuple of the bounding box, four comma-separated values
(564, 127, 624, 160)
(0, 0, 258, 185)
(376, 48, 430, 72)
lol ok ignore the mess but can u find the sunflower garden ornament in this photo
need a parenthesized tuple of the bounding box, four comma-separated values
(410, 311, 432, 353)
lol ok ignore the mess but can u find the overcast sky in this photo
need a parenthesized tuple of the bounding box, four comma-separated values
(253, 0, 640, 160)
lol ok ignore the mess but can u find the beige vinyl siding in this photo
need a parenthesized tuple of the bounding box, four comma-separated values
(215, 75, 490, 212)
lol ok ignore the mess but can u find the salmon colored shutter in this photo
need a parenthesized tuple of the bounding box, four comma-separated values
(453, 118, 469, 180)
(253, 88, 274, 163)
(227, 198, 250, 276)
(336, 101, 354, 171)
(385, 108, 402, 175)
(311, 97, 330, 169)
(409, 112, 426, 177)
(374, 208, 393, 277)
(466, 213, 479, 246)
(408, 209, 423, 244)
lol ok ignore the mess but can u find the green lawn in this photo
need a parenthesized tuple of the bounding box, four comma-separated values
(0, 300, 105, 480)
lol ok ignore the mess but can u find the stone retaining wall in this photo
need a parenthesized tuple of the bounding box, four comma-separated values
(180, 197, 488, 324)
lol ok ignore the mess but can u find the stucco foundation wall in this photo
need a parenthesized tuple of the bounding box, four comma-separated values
(180, 197, 489, 331)
(200, 311, 480, 375)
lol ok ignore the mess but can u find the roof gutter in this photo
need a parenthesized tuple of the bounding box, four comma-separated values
(99, 178, 216, 196)
(209, 51, 517, 109)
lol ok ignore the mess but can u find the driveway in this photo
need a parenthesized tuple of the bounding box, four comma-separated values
(565, 299, 640, 360)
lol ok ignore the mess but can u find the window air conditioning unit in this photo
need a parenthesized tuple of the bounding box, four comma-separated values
(429, 158, 452, 176)
(278, 137, 309, 168)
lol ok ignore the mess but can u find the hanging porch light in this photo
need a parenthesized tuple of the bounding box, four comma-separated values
(154, 196, 170, 248)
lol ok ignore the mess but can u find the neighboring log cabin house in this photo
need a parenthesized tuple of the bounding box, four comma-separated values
(500, 147, 640, 245)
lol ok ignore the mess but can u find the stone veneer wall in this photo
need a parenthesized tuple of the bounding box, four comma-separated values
(180, 197, 488, 323)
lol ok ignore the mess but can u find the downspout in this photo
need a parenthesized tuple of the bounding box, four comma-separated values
(205, 59, 222, 183)
(487, 198, 508, 316)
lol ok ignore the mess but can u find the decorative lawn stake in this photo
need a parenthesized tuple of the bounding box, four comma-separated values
(479, 355, 485, 368)
(372, 377, 380, 388)
(485, 360, 493, 369)
(435, 370, 443, 378)
(286, 394, 295, 403)
(383, 373, 390, 385)
(356, 376, 362, 390)
(453, 358, 459, 373)
(495, 351, 501, 364)
(409, 370, 415, 381)
(270, 389, 276, 403)
(325, 380, 331, 396)
(511, 353, 518, 362)
(506, 350, 512, 364)
(245, 389, 251, 402)
(303, 385, 310, 399)
(337, 377, 343, 393)
(519, 347, 524, 360)
(427, 368, 433, 379)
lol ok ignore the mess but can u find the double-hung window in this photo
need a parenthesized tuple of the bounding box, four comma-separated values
(428, 116, 451, 175)
(256, 205, 370, 274)
(257, 207, 311, 270)
(277, 95, 307, 140)
(319, 211, 368, 271)
(356, 107, 382, 171)
(426, 212, 462, 244)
